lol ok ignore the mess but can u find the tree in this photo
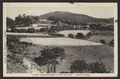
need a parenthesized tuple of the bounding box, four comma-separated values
(68, 34, 74, 38)
(89, 61, 109, 73)
(34, 47, 66, 73)
(75, 33, 85, 39)
(6, 17, 15, 31)
(70, 60, 89, 73)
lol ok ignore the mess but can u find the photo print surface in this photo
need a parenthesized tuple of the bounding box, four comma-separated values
(3, 3, 118, 77)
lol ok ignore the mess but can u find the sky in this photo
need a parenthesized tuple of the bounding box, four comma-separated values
(3, 3, 117, 20)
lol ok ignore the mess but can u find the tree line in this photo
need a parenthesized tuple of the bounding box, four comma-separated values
(7, 14, 39, 30)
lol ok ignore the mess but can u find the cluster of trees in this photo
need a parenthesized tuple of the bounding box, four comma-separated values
(14, 14, 39, 26)
(15, 14, 32, 26)
(70, 59, 110, 73)
(7, 17, 15, 30)
(34, 47, 66, 73)
(7, 14, 39, 31)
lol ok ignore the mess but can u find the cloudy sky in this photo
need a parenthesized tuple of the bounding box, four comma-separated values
(3, 3, 117, 20)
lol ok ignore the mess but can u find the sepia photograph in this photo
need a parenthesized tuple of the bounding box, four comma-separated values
(3, 3, 118, 77)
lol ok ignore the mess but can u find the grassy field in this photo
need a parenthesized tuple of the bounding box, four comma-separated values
(19, 37, 102, 46)
(88, 35, 113, 44)
(93, 30, 114, 36)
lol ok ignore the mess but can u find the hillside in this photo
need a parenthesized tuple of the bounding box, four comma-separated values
(7, 35, 114, 73)
(39, 11, 114, 24)
(26, 45, 113, 73)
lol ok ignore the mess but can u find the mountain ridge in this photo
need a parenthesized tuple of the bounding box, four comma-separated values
(39, 11, 114, 24)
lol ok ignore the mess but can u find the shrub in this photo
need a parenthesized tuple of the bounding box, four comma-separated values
(70, 60, 89, 73)
(100, 39, 106, 44)
(27, 28, 35, 33)
(40, 28, 48, 32)
(89, 62, 109, 73)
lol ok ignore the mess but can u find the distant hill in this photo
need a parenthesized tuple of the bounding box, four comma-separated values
(39, 11, 114, 25)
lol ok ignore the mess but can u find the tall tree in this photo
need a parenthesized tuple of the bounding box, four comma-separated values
(6, 17, 15, 29)
(34, 47, 66, 73)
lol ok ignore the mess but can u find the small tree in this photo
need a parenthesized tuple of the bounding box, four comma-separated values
(68, 34, 74, 38)
(34, 47, 66, 73)
(70, 60, 89, 73)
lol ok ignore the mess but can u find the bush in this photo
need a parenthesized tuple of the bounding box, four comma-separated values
(70, 60, 89, 73)
(100, 39, 106, 44)
(68, 34, 74, 38)
(40, 28, 48, 32)
(27, 28, 35, 33)
(89, 62, 109, 73)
